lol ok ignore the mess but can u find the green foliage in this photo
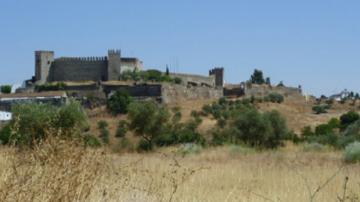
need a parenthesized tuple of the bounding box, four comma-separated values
(0, 124, 11, 145)
(174, 77, 182, 84)
(7, 101, 88, 146)
(301, 126, 315, 138)
(115, 120, 128, 138)
(97, 120, 109, 144)
(250, 69, 265, 84)
(312, 104, 329, 114)
(265, 77, 271, 85)
(83, 134, 102, 148)
(120, 69, 180, 84)
(35, 82, 66, 92)
(128, 101, 170, 148)
(0, 85, 11, 94)
(201, 98, 289, 148)
(344, 142, 360, 163)
(137, 139, 153, 151)
(266, 93, 284, 103)
(277, 81, 285, 87)
(97, 120, 108, 130)
(340, 111, 360, 130)
(107, 90, 133, 115)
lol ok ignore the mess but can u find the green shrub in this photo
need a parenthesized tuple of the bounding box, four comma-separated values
(128, 101, 170, 149)
(312, 105, 329, 114)
(35, 82, 66, 92)
(97, 120, 108, 130)
(0, 124, 11, 145)
(266, 93, 284, 103)
(301, 126, 314, 138)
(340, 111, 360, 130)
(336, 135, 356, 149)
(83, 134, 102, 148)
(137, 139, 153, 151)
(7, 101, 88, 146)
(344, 142, 360, 163)
(231, 108, 288, 148)
(115, 120, 128, 138)
(97, 120, 109, 144)
(0, 85, 11, 94)
(107, 90, 133, 115)
(174, 77, 182, 84)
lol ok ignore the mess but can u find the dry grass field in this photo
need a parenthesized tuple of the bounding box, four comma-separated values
(1, 138, 359, 202)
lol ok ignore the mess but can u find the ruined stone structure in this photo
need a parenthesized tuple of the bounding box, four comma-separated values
(169, 67, 224, 88)
(34, 50, 143, 84)
(209, 67, 224, 87)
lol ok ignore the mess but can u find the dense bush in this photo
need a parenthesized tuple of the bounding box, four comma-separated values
(127, 101, 170, 150)
(205, 98, 289, 148)
(120, 69, 181, 84)
(107, 90, 133, 115)
(0, 101, 88, 146)
(35, 82, 66, 92)
(344, 142, 360, 163)
(250, 69, 265, 84)
(97, 120, 110, 144)
(312, 104, 330, 114)
(115, 120, 128, 138)
(266, 93, 284, 103)
(0, 85, 11, 94)
(83, 134, 102, 148)
(340, 111, 360, 130)
(127, 101, 204, 150)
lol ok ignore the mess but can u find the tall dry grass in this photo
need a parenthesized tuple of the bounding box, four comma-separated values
(1, 142, 360, 202)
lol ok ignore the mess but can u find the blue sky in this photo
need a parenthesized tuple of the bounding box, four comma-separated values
(0, 0, 359, 96)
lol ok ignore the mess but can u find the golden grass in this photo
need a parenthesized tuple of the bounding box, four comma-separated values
(1, 141, 360, 202)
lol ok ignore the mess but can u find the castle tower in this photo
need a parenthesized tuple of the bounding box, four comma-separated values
(209, 67, 224, 87)
(107, 49, 121, 80)
(35, 51, 54, 84)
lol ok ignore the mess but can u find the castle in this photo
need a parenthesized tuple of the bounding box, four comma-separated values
(33, 50, 143, 84)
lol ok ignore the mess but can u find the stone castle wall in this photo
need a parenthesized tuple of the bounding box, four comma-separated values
(161, 84, 223, 104)
(245, 84, 302, 99)
(49, 58, 108, 82)
(169, 73, 215, 87)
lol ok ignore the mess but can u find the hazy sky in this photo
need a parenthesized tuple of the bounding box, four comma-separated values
(0, 0, 359, 96)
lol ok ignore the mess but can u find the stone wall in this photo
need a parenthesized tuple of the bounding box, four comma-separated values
(245, 84, 302, 99)
(161, 84, 223, 104)
(49, 58, 108, 82)
(169, 73, 215, 87)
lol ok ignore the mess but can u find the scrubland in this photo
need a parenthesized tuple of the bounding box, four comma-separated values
(0, 139, 359, 202)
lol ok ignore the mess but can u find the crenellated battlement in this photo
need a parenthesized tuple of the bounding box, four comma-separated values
(55, 56, 108, 63)
(108, 49, 121, 56)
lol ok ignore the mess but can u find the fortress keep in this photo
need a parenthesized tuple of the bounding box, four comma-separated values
(34, 50, 143, 84)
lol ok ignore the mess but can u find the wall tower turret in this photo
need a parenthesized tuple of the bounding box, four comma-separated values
(107, 49, 121, 80)
(35, 51, 54, 84)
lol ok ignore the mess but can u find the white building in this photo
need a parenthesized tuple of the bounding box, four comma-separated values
(0, 111, 12, 121)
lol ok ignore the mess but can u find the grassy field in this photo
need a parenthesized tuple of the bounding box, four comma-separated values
(1, 139, 359, 202)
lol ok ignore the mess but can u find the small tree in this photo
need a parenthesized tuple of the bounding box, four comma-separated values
(107, 90, 133, 115)
(277, 81, 285, 87)
(115, 120, 128, 138)
(0, 85, 11, 94)
(250, 69, 265, 84)
(265, 77, 271, 85)
(165, 65, 170, 75)
(127, 101, 170, 150)
(97, 120, 110, 144)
